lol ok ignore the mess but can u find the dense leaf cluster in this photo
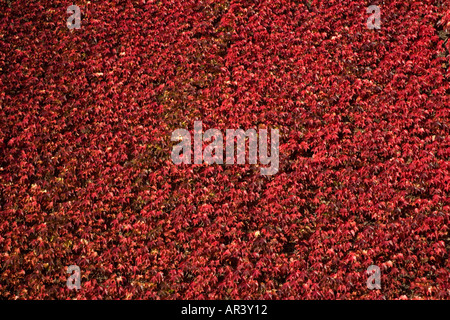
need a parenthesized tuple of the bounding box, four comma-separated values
(0, 0, 449, 299)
